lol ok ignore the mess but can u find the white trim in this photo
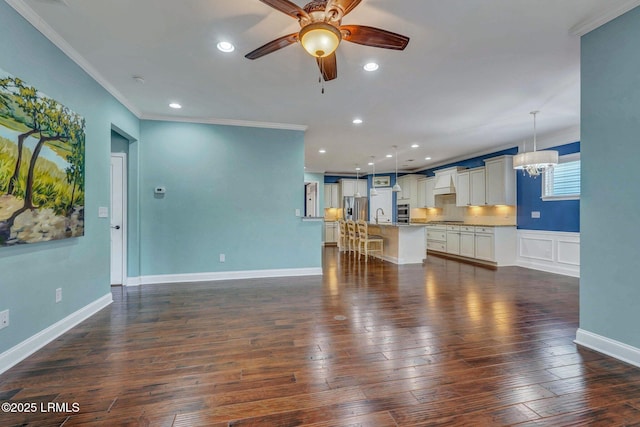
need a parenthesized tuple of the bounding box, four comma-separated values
(110, 153, 127, 286)
(5, 0, 141, 117)
(125, 276, 142, 287)
(516, 230, 580, 277)
(141, 115, 308, 132)
(569, 0, 640, 36)
(575, 329, 640, 369)
(5, 0, 310, 134)
(0, 293, 112, 375)
(132, 267, 323, 286)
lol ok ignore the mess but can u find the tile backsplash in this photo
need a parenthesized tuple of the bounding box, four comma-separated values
(411, 194, 516, 225)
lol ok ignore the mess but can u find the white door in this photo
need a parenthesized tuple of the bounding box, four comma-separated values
(110, 154, 127, 285)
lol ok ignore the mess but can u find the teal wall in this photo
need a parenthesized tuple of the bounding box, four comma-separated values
(0, 2, 320, 357)
(0, 2, 140, 353)
(581, 6, 640, 347)
(138, 121, 320, 275)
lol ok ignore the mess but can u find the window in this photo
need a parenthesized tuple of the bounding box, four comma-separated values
(542, 153, 580, 201)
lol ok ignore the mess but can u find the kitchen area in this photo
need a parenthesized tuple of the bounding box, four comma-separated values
(323, 155, 518, 267)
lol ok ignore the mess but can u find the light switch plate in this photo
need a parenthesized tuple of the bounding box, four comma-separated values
(98, 207, 109, 218)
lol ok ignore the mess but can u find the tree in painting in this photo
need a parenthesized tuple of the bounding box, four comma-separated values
(0, 69, 85, 246)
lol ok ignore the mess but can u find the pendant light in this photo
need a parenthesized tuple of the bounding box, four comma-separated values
(513, 111, 558, 177)
(392, 145, 402, 192)
(370, 156, 378, 197)
(354, 166, 362, 198)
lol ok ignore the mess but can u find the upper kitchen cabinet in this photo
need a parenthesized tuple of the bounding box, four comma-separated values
(324, 183, 339, 209)
(339, 179, 367, 199)
(456, 167, 486, 206)
(484, 155, 516, 205)
(397, 174, 421, 207)
(417, 177, 436, 208)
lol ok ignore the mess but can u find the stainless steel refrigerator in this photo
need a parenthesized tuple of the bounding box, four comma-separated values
(343, 196, 368, 221)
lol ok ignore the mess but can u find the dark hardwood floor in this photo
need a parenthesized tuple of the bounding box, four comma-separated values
(2, 247, 640, 426)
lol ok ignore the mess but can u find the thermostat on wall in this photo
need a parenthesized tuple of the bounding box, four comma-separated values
(154, 186, 166, 194)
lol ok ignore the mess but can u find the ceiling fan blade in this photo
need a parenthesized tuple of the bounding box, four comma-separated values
(325, 0, 362, 17)
(341, 25, 410, 50)
(317, 53, 337, 81)
(259, 0, 310, 20)
(245, 33, 299, 60)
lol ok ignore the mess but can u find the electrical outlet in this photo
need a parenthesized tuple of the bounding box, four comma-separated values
(295, 209, 301, 217)
(0, 310, 9, 330)
(56, 288, 62, 303)
(219, 254, 225, 263)
(531, 211, 541, 219)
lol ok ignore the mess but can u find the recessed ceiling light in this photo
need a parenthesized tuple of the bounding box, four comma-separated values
(368, 162, 374, 166)
(217, 41, 235, 53)
(169, 102, 182, 109)
(411, 144, 419, 148)
(425, 157, 432, 160)
(363, 62, 379, 72)
(352, 118, 363, 124)
(319, 149, 326, 153)
(386, 154, 393, 158)
(355, 167, 361, 171)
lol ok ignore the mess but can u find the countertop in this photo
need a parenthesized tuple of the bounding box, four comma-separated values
(418, 221, 516, 227)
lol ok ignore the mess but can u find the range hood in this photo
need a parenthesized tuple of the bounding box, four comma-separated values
(433, 167, 463, 195)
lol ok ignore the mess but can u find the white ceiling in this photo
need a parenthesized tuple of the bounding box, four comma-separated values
(9, 0, 640, 174)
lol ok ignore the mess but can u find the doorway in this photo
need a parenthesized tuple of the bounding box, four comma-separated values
(110, 153, 127, 285)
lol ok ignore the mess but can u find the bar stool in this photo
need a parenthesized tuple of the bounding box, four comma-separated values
(347, 220, 359, 257)
(337, 219, 347, 252)
(356, 220, 383, 262)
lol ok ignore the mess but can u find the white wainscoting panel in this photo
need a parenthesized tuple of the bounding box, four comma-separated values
(517, 230, 580, 277)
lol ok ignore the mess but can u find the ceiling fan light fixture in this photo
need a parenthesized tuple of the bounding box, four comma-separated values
(299, 23, 342, 58)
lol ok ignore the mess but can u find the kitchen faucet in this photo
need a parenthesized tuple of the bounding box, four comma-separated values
(375, 208, 384, 224)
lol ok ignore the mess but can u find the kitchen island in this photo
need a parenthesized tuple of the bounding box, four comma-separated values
(367, 223, 426, 264)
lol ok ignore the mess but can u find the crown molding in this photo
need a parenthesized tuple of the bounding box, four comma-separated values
(6, 0, 142, 117)
(7, 0, 309, 132)
(570, 0, 640, 36)
(141, 114, 308, 132)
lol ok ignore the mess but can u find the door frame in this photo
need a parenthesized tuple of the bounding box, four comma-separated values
(110, 153, 127, 286)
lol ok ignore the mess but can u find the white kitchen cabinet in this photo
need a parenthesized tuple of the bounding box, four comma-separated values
(324, 221, 338, 244)
(470, 168, 486, 206)
(484, 155, 516, 205)
(426, 224, 516, 266)
(426, 224, 447, 252)
(418, 178, 436, 208)
(474, 228, 494, 261)
(339, 179, 367, 199)
(446, 225, 460, 255)
(456, 171, 470, 207)
(457, 168, 486, 207)
(324, 183, 339, 208)
(460, 226, 475, 258)
(397, 174, 420, 207)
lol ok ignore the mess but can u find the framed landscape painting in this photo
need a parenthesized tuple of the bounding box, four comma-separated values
(0, 68, 85, 247)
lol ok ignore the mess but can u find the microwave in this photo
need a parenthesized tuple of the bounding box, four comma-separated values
(397, 204, 410, 224)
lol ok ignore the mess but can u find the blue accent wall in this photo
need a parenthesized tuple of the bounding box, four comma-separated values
(517, 142, 580, 232)
(580, 6, 640, 348)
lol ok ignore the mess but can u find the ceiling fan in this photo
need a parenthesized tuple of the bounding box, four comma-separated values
(245, 0, 410, 81)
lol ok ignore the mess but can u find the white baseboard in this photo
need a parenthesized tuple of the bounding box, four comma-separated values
(0, 293, 113, 375)
(575, 328, 640, 368)
(516, 230, 580, 277)
(125, 276, 142, 286)
(127, 267, 322, 287)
